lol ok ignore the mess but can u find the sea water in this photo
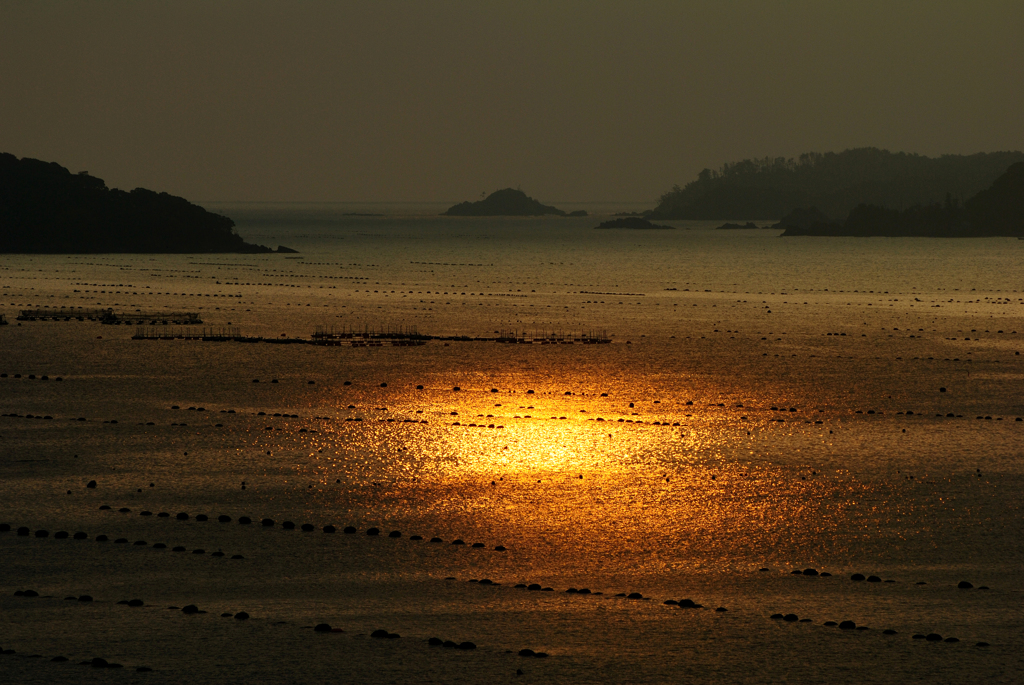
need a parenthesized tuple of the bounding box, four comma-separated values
(1, 206, 1022, 683)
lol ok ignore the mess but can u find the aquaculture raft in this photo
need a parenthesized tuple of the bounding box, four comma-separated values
(18, 307, 201, 325)
(133, 326, 611, 346)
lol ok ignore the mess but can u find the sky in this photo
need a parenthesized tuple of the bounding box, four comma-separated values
(1, 1, 1022, 204)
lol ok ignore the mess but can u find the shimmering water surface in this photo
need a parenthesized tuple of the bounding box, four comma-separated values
(2, 207, 1023, 683)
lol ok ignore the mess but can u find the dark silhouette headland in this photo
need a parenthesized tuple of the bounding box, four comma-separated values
(0, 153, 284, 253)
(595, 217, 673, 230)
(442, 188, 586, 217)
(777, 162, 1024, 237)
(648, 148, 1024, 221)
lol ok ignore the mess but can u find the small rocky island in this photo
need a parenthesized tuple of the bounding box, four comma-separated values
(777, 163, 1024, 237)
(595, 217, 673, 230)
(442, 188, 585, 217)
(0, 153, 282, 253)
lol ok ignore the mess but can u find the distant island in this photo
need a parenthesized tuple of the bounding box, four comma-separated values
(716, 221, 771, 230)
(647, 148, 1024, 221)
(442, 188, 586, 217)
(0, 153, 283, 253)
(595, 217, 673, 230)
(778, 162, 1024, 237)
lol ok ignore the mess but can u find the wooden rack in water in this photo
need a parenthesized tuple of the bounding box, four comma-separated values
(0, 314, 7, 325)
(19, 308, 201, 325)
(492, 329, 611, 344)
(312, 324, 428, 341)
(132, 327, 248, 341)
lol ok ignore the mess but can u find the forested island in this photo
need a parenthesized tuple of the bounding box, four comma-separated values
(778, 162, 1024, 237)
(443, 188, 586, 217)
(648, 148, 1024, 221)
(0, 153, 276, 253)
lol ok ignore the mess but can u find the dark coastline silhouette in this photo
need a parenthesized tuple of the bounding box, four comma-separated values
(595, 217, 673, 230)
(0, 153, 274, 253)
(443, 188, 584, 217)
(778, 162, 1024, 237)
(649, 148, 1024, 221)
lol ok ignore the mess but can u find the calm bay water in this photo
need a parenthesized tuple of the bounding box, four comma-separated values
(1, 206, 1022, 683)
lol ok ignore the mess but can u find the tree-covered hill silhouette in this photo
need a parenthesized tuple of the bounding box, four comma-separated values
(649, 148, 1024, 221)
(778, 162, 1024, 237)
(0, 153, 272, 253)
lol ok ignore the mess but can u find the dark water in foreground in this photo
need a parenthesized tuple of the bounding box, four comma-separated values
(1, 208, 1022, 683)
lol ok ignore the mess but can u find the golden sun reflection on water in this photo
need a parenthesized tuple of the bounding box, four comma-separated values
(283, 385, 865, 573)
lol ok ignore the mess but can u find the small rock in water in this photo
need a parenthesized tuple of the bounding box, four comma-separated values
(366, 527, 380, 536)
(181, 605, 200, 614)
(851, 574, 865, 581)
(957, 581, 974, 589)
(839, 621, 856, 630)
(783, 614, 799, 622)
(314, 624, 332, 633)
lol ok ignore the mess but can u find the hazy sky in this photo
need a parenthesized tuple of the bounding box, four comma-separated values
(1, 1, 1022, 203)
